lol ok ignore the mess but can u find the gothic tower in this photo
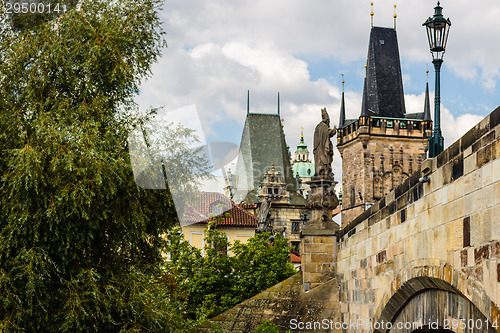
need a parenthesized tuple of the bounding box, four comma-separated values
(337, 26, 432, 226)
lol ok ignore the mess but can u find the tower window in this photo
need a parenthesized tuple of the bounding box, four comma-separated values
(413, 122, 421, 130)
(400, 121, 407, 129)
(387, 120, 394, 128)
(372, 119, 381, 128)
(213, 204, 223, 215)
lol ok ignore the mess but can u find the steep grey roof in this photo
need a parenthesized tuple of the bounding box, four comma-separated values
(362, 27, 406, 118)
(234, 113, 300, 203)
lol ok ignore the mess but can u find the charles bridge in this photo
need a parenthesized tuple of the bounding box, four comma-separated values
(197, 107, 500, 332)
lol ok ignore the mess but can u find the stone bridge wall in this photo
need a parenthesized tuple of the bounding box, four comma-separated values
(336, 106, 500, 332)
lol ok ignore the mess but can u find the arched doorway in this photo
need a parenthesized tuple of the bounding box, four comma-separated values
(375, 278, 497, 333)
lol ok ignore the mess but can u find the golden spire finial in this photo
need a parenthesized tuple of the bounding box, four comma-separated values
(393, 4, 397, 30)
(341, 73, 345, 92)
(371, 2, 374, 28)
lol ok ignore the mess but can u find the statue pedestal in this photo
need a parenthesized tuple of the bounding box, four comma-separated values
(301, 176, 339, 291)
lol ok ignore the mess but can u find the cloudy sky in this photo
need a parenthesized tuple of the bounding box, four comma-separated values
(136, 0, 500, 191)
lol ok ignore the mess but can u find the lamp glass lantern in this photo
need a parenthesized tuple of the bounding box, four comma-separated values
(423, 2, 452, 59)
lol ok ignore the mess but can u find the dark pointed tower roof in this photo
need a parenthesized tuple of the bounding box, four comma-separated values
(339, 76, 346, 127)
(423, 70, 432, 121)
(361, 26, 406, 118)
(233, 112, 305, 205)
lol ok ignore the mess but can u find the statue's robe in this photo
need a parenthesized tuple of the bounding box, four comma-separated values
(313, 121, 334, 176)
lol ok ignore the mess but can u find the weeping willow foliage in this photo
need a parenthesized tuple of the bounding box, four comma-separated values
(0, 1, 191, 331)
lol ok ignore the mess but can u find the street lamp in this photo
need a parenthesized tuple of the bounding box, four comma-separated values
(423, 1, 451, 158)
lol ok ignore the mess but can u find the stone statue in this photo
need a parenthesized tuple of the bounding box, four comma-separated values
(313, 108, 337, 177)
(256, 198, 271, 233)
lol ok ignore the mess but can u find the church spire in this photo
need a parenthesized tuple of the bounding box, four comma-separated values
(247, 90, 250, 114)
(360, 77, 369, 117)
(339, 74, 346, 127)
(423, 69, 432, 120)
(360, 63, 369, 117)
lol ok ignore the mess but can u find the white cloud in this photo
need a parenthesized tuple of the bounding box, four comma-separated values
(441, 109, 485, 147)
(404, 92, 485, 148)
(134, 0, 496, 194)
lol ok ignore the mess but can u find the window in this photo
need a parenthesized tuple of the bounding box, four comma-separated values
(274, 188, 279, 195)
(413, 122, 421, 130)
(190, 232, 205, 256)
(291, 222, 299, 233)
(372, 119, 381, 128)
(400, 121, 407, 129)
(386, 120, 394, 128)
(267, 188, 272, 195)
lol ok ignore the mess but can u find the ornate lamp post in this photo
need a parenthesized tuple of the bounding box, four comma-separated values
(423, 2, 451, 158)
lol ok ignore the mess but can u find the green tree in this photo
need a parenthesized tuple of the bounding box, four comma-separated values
(165, 225, 296, 324)
(0, 0, 190, 331)
(231, 232, 296, 305)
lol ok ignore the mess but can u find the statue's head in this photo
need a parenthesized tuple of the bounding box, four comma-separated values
(321, 107, 330, 125)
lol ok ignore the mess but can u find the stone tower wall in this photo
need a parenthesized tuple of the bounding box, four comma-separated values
(338, 118, 430, 226)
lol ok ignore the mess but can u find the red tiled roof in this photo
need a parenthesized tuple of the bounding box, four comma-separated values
(291, 252, 301, 263)
(184, 192, 257, 228)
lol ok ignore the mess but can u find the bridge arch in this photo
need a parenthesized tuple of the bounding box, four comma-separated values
(374, 262, 500, 333)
